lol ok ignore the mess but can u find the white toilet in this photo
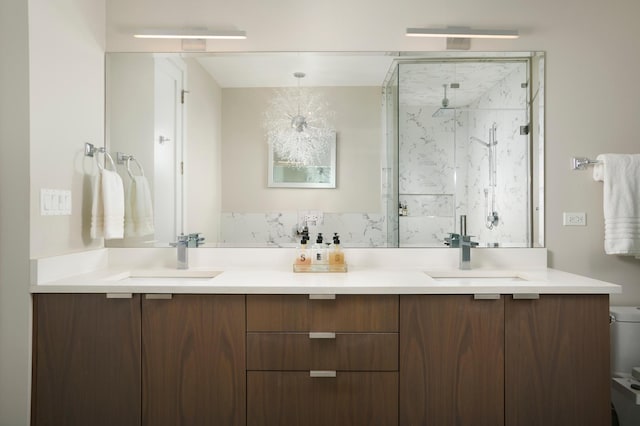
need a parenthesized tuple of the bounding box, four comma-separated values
(610, 306, 640, 426)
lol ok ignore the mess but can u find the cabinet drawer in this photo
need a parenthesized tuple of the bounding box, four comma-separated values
(246, 295, 398, 332)
(247, 332, 398, 371)
(247, 371, 398, 426)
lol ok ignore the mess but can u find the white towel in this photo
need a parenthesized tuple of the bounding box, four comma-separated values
(124, 175, 154, 237)
(593, 153, 640, 255)
(90, 169, 125, 240)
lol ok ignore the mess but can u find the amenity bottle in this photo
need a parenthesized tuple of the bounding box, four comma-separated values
(329, 233, 345, 270)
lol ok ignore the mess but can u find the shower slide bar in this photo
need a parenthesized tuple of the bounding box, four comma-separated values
(571, 157, 601, 170)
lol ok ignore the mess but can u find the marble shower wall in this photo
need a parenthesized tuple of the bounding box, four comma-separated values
(465, 66, 529, 246)
(398, 105, 466, 246)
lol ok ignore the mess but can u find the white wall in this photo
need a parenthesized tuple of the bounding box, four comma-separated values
(0, 2, 31, 424)
(29, 0, 105, 257)
(106, 0, 640, 306)
(0, 0, 105, 424)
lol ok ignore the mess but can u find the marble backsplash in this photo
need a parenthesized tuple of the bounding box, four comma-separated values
(220, 212, 387, 247)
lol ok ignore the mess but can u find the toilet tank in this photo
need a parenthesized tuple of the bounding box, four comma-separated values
(610, 306, 640, 377)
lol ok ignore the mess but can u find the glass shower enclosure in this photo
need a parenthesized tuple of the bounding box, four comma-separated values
(383, 57, 533, 248)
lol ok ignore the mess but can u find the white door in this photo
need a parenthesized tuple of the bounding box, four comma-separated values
(154, 57, 185, 244)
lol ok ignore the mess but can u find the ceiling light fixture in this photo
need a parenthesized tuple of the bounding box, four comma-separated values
(133, 29, 247, 40)
(406, 27, 519, 39)
(263, 72, 335, 166)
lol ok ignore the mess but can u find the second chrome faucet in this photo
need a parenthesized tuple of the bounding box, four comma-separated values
(446, 215, 478, 270)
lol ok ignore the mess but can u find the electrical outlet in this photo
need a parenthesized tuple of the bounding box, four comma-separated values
(297, 210, 324, 228)
(563, 212, 586, 226)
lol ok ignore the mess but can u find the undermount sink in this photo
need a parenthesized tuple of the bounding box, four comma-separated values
(425, 270, 528, 282)
(105, 269, 223, 283)
(431, 276, 527, 282)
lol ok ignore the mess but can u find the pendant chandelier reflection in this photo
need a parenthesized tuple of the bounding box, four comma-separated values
(264, 72, 335, 166)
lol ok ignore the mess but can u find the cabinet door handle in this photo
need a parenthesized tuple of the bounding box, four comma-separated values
(474, 294, 500, 300)
(309, 332, 336, 339)
(309, 294, 336, 300)
(309, 370, 337, 378)
(145, 294, 173, 300)
(106, 293, 133, 299)
(512, 293, 540, 300)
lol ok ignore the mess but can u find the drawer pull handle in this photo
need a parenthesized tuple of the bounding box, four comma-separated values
(513, 293, 540, 300)
(310, 370, 337, 378)
(474, 294, 500, 300)
(309, 294, 336, 300)
(106, 293, 133, 299)
(309, 332, 336, 339)
(145, 294, 173, 300)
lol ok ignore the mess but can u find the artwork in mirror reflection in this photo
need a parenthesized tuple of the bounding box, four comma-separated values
(268, 131, 336, 188)
(105, 52, 544, 249)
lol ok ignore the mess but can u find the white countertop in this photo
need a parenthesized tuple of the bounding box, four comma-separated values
(29, 248, 621, 295)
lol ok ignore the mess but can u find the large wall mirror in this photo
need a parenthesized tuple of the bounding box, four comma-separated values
(105, 51, 544, 248)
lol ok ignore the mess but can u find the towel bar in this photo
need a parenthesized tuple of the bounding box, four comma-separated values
(571, 157, 600, 170)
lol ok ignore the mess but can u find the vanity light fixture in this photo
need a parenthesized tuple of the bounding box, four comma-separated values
(133, 29, 247, 39)
(406, 27, 519, 39)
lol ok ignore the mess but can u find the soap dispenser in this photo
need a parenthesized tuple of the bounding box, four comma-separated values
(312, 233, 327, 266)
(329, 233, 345, 270)
(294, 235, 311, 269)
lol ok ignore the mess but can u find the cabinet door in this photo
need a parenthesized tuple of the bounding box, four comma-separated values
(142, 294, 245, 426)
(32, 293, 141, 426)
(400, 295, 504, 426)
(248, 371, 398, 426)
(505, 294, 610, 426)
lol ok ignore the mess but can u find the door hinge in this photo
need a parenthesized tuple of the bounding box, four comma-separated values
(180, 161, 184, 175)
(181, 89, 189, 104)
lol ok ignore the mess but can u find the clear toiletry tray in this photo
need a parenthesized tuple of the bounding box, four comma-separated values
(293, 264, 348, 273)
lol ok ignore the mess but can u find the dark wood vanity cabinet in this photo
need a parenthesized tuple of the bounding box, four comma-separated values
(142, 294, 246, 426)
(32, 293, 246, 426)
(399, 294, 611, 426)
(400, 295, 505, 426)
(246, 294, 399, 426)
(32, 292, 610, 426)
(32, 293, 142, 426)
(504, 294, 610, 426)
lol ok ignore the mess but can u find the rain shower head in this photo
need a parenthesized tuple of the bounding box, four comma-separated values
(432, 107, 455, 117)
(440, 84, 449, 108)
(432, 84, 455, 117)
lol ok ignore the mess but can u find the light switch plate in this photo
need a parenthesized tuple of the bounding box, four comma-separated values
(41, 189, 71, 216)
(563, 212, 586, 226)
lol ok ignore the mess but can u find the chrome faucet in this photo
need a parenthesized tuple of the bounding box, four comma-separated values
(171, 234, 189, 269)
(459, 215, 478, 270)
(187, 232, 205, 248)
